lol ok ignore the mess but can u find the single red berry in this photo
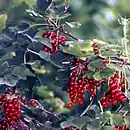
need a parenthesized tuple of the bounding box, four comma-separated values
(67, 102, 73, 108)
(29, 99, 36, 105)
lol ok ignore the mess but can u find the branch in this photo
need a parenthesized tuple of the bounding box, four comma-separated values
(27, 48, 40, 56)
(63, 30, 79, 41)
(36, 101, 61, 120)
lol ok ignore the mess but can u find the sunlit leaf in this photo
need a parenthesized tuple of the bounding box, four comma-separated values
(0, 14, 7, 31)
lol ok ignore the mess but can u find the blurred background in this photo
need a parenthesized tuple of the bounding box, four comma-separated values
(69, 0, 130, 43)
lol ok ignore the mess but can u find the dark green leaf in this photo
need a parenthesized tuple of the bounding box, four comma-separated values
(39, 51, 50, 61)
(0, 61, 9, 74)
(86, 119, 100, 130)
(0, 74, 19, 86)
(107, 63, 122, 71)
(63, 44, 85, 57)
(60, 116, 92, 129)
(101, 126, 114, 130)
(88, 60, 104, 71)
(100, 67, 114, 78)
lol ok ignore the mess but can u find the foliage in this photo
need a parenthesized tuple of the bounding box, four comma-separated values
(0, 0, 130, 130)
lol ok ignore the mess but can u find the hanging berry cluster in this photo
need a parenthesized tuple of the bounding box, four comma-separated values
(101, 73, 127, 108)
(42, 30, 67, 54)
(67, 59, 103, 108)
(0, 88, 25, 130)
(115, 124, 128, 130)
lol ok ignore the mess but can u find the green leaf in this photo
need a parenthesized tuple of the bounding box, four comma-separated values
(110, 114, 123, 125)
(93, 72, 101, 80)
(8, 3, 28, 25)
(24, 68, 35, 77)
(124, 116, 130, 128)
(60, 116, 92, 129)
(88, 60, 104, 71)
(83, 71, 94, 78)
(79, 40, 93, 52)
(93, 39, 109, 45)
(13, 66, 35, 80)
(100, 67, 114, 78)
(107, 63, 122, 71)
(39, 51, 50, 61)
(0, 14, 7, 31)
(66, 22, 81, 28)
(63, 44, 85, 57)
(0, 61, 9, 74)
(0, 74, 19, 86)
(101, 50, 118, 57)
(5, 74, 18, 86)
(12, 0, 36, 7)
(0, 34, 12, 42)
(101, 126, 114, 130)
(34, 87, 54, 99)
(13, 66, 27, 80)
(86, 119, 100, 130)
(96, 83, 109, 101)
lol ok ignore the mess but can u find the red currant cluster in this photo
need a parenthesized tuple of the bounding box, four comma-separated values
(42, 30, 67, 54)
(0, 92, 24, 130)
(115, 124, 128, 130)
(67, 59, 102, 108)
(92, 42, 100, 55)
(101, 73, 127, 108)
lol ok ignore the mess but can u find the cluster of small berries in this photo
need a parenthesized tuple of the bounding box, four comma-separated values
(101, 73, 127, 108)
(0, 92, 25, 130)
(42, 30, 67, 54)
(92, 42, 100, 55)
(115, 124, 128, 130)
(67, 59, 103, 108)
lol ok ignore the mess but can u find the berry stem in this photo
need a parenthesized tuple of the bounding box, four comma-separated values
(27, 48, 40, 56)
(63, 30, 79, 41)
(122, 66, 128, 97)
(36, 101, 61, 120)
(98, 101, 103, 115)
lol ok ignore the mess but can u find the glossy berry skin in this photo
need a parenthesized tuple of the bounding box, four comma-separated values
(0, 93, 23, 129)
(101, 73, 127, 109)
(67, 102, 73, 108)
(29, 99, 36, 105)
(115, 124, 128, 130)
(67, 59, 102, 108)
(42, 30, 67, 54)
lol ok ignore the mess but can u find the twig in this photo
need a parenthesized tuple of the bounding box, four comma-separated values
(27, 48, 40, 56)
(63, 30, 79, 40)
(36, 101, 61, 120)
(98, 101, 103, 115)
